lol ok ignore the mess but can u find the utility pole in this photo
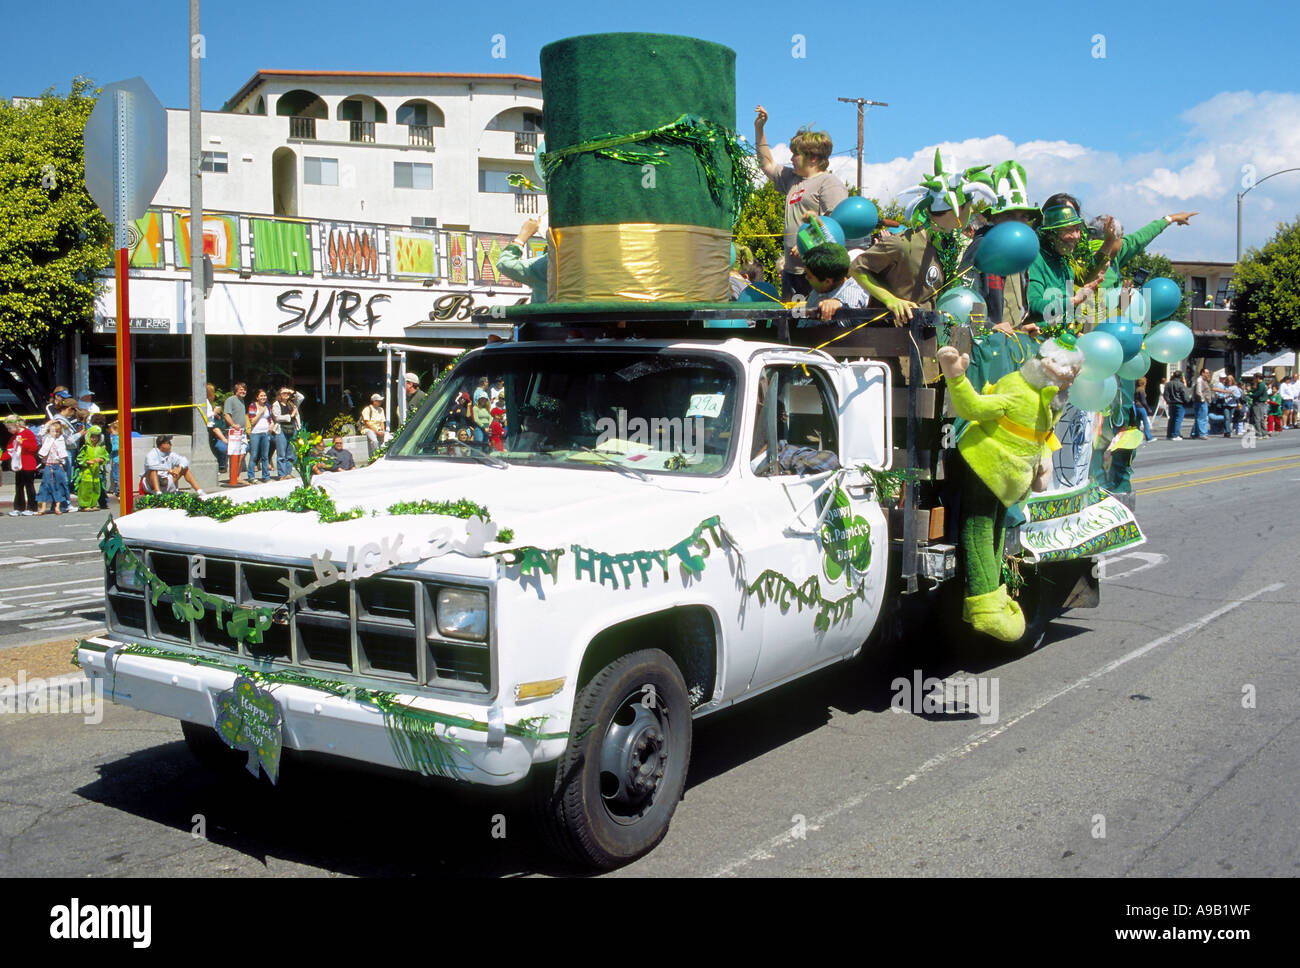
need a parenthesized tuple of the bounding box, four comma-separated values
(837, 96, 888, 194)
(189, 0, 215, 482)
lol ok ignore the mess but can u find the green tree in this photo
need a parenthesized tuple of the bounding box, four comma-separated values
(1121, 251, 1189, 321)
(1229, 216, 1300, 352)
(733, 182, 783, 284)
(0, 78, 111, 411)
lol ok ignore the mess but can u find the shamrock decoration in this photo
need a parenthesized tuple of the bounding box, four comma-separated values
(898, 148, 999, 226)
(215, 676, 283, 784)
(820, 487, 872, 587)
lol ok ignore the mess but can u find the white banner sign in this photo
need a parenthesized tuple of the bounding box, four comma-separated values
(1018, 484, 1145, 563)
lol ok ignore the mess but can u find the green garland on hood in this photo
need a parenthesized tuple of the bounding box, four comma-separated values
(135, 488, 503, 530)
(81, 639, 567, 781)
(136, 486, 365, 523)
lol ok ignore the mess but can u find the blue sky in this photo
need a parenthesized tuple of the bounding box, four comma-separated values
(5, 0, 1297, 260)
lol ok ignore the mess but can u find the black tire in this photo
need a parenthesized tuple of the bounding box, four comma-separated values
(535, 648, 692, 870)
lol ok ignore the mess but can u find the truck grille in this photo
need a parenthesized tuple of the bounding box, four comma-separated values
(104, 548, 492, 695)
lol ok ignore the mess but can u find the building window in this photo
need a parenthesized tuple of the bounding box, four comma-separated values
(394, 162, 432, 190)
(411, 216, 438, 229)
(479, 167, 532, 194)
(200, 151, 228, 173)
(304, 156, 338, 186)
(397, 103, 427, 126)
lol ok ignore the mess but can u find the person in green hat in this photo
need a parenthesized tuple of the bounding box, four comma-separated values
(961, 161, 1042, 336)
(1026, 194, 1198, 327)
(853, 149, 998, 327)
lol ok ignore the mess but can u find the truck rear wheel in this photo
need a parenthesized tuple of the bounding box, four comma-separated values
(535, 648, 692, 869)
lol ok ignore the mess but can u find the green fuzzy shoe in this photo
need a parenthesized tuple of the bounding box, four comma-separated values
(961, 586, 1026, 643)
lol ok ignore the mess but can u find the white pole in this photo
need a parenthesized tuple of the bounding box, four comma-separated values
(383, 346, 392, 430)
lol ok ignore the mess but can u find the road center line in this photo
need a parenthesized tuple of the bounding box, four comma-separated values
(710, 581, 1285, 877)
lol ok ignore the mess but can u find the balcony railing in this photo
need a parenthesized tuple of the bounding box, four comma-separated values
(407, 123, 434, 147)
(289, 116, 317, 140)
(1189, 307, 1233, 335)
(349, 120, 376, 143)
(514, 131, 538, 155)
(514, 193, 539, 214)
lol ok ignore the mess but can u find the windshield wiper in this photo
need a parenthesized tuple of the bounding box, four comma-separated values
(565, 446, 651, 482)
(464, 448, 509, 469)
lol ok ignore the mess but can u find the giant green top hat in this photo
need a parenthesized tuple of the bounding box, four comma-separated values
(539, 33, 749, 304)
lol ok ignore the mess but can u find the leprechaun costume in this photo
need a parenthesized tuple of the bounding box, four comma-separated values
(76, 427, 109, 509)
(940, 333, 1084, 642)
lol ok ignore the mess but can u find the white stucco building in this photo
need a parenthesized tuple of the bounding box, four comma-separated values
(91, 69, 545, 423)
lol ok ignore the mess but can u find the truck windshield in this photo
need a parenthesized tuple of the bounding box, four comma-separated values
(387, 348, 740, 475)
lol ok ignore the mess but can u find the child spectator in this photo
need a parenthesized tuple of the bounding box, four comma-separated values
(36, 421, 70, 514)
(801, 243, 869, 325)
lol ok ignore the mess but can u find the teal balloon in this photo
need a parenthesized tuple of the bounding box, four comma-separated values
(973, 221, 1040, 276)
(1069, 375, 1119, 412)
(1076, 330, 1124, 380)
(936, 286, 982, 325)
(739, 281, 779, 303)
(1094, 319, 1144, 359)
(831, 197, 879, 238)
(1145, 320, 1195, 363)
(1117, 350, 1150, 381)
(730, 243, 736, 266)
(1142, 277, 1182, 322)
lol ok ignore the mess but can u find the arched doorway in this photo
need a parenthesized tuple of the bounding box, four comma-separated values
(272, 146, 297, 217)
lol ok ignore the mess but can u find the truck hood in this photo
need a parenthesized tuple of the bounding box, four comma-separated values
(116, 459, 733, 575)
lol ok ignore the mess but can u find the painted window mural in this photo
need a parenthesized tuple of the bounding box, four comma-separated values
(127, 210, 165, 268)
(388, 229, 438, 280)
(474, 233, 518, 287)
(252, 218, 314, 275)
(447, 232, 471, 285)
(321, 222, 380, 279)
(174, 213, 242, 270)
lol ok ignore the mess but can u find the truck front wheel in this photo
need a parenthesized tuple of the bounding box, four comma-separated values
(536, 649, 692, 869)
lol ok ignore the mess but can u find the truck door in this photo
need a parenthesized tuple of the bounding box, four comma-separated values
(742, 362, 878, 691)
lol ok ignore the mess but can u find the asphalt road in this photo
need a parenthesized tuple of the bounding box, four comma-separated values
(2, 429, 1298, 877)
(0, 510, 108, 646)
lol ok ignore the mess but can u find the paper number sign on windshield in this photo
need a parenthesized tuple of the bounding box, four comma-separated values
(686, 393, 726, 419)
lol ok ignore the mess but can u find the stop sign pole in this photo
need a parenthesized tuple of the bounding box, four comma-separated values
(112, 89, 136, 515)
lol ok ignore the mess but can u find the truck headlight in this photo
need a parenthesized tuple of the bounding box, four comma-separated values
(434, 588, 488, 641)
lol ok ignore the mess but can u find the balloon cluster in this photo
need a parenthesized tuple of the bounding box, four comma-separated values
(1067, 276, 1194, 412)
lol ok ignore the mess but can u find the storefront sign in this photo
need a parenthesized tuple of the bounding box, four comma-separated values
(95, 278, 517, 338)
(275, 288, 390, 333)
(94, 316, 173, 333)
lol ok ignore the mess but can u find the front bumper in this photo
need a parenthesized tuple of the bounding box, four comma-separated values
(77, 637, 569, 786)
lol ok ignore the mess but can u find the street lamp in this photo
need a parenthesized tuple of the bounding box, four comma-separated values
(1236, 166, 1300, 262)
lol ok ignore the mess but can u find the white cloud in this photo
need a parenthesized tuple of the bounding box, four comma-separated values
(762, 91, 1300, 262)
